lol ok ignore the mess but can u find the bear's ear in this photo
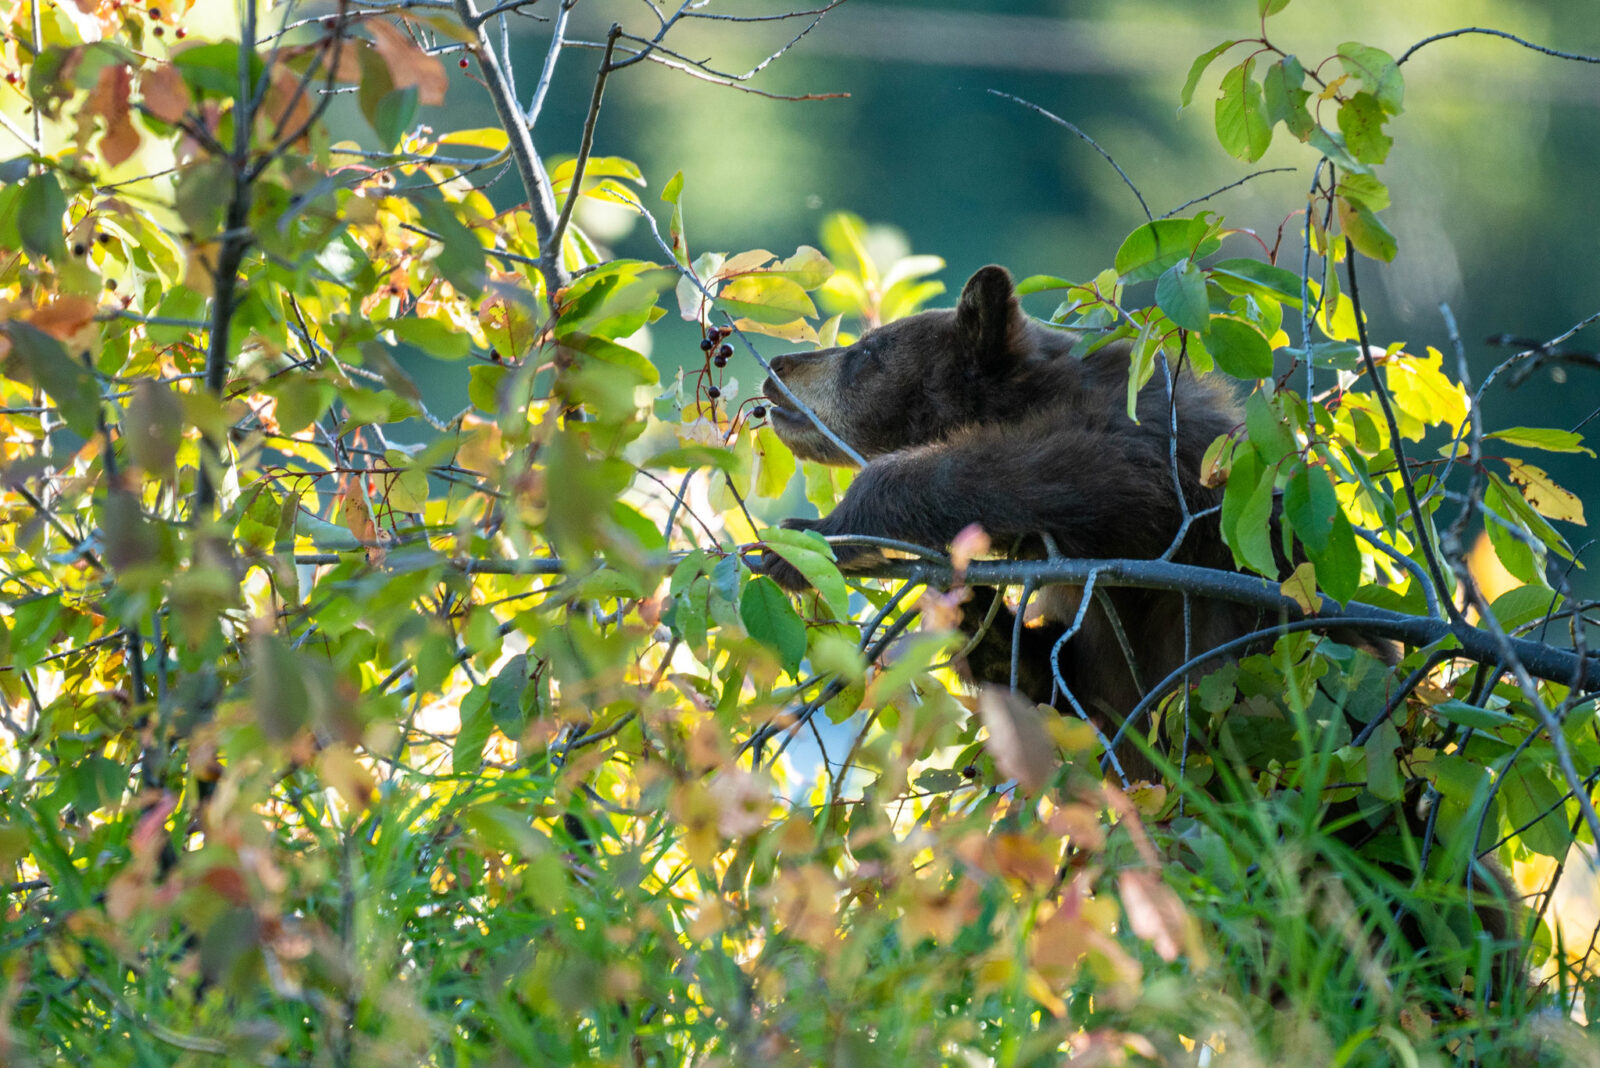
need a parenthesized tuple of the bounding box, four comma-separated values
(955, 265, 1024, 370)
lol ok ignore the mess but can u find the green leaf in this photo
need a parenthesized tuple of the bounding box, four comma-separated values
(1504, 768, 1573, 859)
(761, 527, 849, 618)
(1114, 217, 1209, 284)
(1259, 0, 1291, 13)
(1336, 42, 1404, 114)
(4, 322, 99, 437)
(1488, 585, 1562, 631)
(1214, 56, 1272, 163)
(1284, 462, 1337, 554)
(1221, 447, 1277, 576)
(389, 317, 471, 360)
(1306, 126, 1371, 175)
(1307, 507, 1360, 604)
(662, 170, 689, 267)
(1262, 55, 1313, 138)
(1430, 699, 1516, 731)
(1181, 39, 1240, 109)
(1205, 316, 1274, 379)
(752, 425, 796, 499)
(383, 450, 430, 513)
(1337, 172, 1391, 211)
(1336, 196, 1397, 262)
(412, 195, 486, 294)
(1486, 427, 1595, 456)
(374, 86, 419, 152)
(1209, 258, 1303, 307)
(269, 377, 333, 438)
(468, 363, 508, 414)
(18, 173, 67, 262)
(453, 686, 492, 775)
(1364, 717, 1403, 802)
(172, 40, 268, 96)
(1336, 91, 1393, 165)
(1244, 389, 1297, 465)
(1488, 472, 1576, 559)
(1155, 259, 1209, 332)
(739, 576, 807, 676)
(487, 654, 530, 739)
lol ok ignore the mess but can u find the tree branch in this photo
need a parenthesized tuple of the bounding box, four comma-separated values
(453, 0, 568, 310)
(547, 24, 621, 265)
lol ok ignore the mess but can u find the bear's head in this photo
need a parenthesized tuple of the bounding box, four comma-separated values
(762, 265, 1067, 465)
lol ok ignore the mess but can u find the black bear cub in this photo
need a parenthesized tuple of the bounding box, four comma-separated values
(761, 264, 1254, 746)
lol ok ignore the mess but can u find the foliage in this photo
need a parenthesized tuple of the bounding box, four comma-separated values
(0, 0, 1598, 1065)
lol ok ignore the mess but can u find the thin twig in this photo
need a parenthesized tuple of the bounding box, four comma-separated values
(986, 89, 1151, 222)
(1399, 27, 1600, 66)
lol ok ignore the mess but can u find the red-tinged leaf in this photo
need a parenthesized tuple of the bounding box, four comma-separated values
(367, 19, 447, 107)
(977, 687, 1058, 793)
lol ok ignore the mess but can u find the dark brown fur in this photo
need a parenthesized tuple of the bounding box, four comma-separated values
(762, 265, 1252, 748)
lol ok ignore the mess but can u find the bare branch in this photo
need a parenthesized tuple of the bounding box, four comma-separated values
(548, 25, 621, 265)
(1399, 26, 1600, 66)
(987, 89, 1151, 222)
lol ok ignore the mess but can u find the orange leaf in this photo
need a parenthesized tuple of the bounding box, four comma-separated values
(367, 20, 448, 107)
(142, 64, 192, 124)
(29, 294, 98, 341)
(88, 63, 140, 166)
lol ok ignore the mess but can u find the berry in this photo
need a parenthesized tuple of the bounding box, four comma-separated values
(751, 405, 766, 418)
(97, 232, 111, 243)
(105, 278, 118, 291)
(706, 325, 722, 341)
(458, 57, 469, 69)
(699, 338, 713, 352)
(152, 24, 164, 36)
(961, 764, 978, 779)
(148, 6, 160, 17)
(175, 27, 186, 38)
(706, 386, 721, 400)
(72, 243, 86, 256)
(717, 343, 733, 359)
(4, 73, 17, 86)
(713, 355, 727, 369)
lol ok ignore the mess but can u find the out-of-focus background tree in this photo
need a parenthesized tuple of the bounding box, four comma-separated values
(479, 0, 1597, 530)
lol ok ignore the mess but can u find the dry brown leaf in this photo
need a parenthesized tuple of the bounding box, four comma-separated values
(367, 19, 448, 107)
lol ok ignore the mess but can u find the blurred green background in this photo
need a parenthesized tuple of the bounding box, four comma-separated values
(415, 0, 1600, 562)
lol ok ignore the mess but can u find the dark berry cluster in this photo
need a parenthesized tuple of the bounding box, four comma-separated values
(692, 323, 768, 430)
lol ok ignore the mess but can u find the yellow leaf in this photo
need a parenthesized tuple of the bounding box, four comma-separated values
(1384, 347, 1467, 440)
(1503, 458, 1586, 524)
(1280, 561, 1319, 614)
